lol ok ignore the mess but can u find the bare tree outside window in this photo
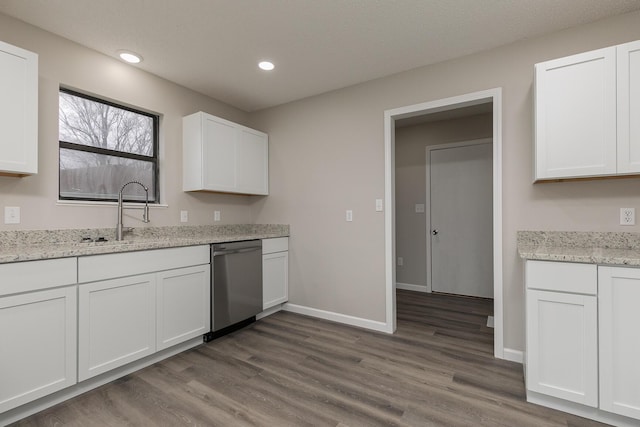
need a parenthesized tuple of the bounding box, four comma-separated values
(58, 89, 159, 202)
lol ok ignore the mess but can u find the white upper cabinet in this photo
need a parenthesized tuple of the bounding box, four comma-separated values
(0, 40, 38, 176)
(183, 111, 268, 195)
(617, 40, 640, 174)
(535, 39, 640, 181)
(535, 47, 617, 180)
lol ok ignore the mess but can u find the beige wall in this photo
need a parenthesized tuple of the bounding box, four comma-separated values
(251, 10, 640, 350)
(0, 13, 259, 231)
(395, 114, 493, 287)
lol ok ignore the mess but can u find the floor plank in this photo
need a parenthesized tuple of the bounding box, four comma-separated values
(10, 290, 609, 426)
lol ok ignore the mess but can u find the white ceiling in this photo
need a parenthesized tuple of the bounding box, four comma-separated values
(1, 0, 640, 112)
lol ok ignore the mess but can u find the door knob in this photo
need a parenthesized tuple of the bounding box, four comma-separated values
(432, 229, 439, 235)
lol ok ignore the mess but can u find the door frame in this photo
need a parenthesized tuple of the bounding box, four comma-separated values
(426, 138, 493, 294)
(384, 87, 504, 359)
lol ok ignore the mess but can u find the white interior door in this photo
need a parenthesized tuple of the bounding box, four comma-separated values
(428, 140, 493, 298)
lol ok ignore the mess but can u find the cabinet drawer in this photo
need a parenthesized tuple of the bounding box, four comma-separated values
(526, 260, 596, 295)
(0, 258, 77, 296)
(263, 237, 288, 254)
(78, 245, 209, 283)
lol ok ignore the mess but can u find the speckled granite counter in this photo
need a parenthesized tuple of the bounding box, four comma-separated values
(0, 224, 289, 264)
(518, 230, 640, 266)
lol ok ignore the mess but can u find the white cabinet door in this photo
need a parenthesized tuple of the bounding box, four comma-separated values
(0, 40, 38, 175)
(78, 274, 156, 381)
(156, 265, 210, 351)
(237, 127, 269, 195)
(183, 111, 268, 195)
(0, 286, 76, 413)
(263, 251, 289, 310)
(535, 47, 617, 180)
(526, 289, 598, 407)
(598, 266, 640, 420)
(203, 115, 237, 192)
(617, 40, 640, 174)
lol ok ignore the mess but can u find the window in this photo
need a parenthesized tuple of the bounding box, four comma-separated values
(58, 88, 159, 202)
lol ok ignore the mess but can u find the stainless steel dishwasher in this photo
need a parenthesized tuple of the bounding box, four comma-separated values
(207, 239, 262, 340)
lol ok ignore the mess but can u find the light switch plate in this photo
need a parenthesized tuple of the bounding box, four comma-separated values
(214, 211, 221, 222)
(375, 199, 383, 212)
(4, 206, 20, 224)
(180, 210, 188, 223)
(346, 210, 353, 222)
(415, 204, 425, 213)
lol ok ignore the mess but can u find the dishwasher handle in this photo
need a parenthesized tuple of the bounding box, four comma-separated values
(213, 246, 262, 257)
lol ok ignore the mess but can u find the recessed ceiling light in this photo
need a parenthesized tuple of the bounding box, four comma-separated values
(258, 61, 275, 71)
(118, 51, 143, 64)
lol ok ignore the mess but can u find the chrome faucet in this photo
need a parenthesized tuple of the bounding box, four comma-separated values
(116, 181, 150, 241)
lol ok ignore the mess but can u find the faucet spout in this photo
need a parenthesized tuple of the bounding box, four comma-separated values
(116, 181, 150, 241)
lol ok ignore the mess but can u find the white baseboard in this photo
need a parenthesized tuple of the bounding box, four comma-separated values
(396, 282, 428, 292)
(502, 347, 524, 364)
(283, 303, 393, 333)
(256, 304, 283, 320)
(282, 303, 525, 365)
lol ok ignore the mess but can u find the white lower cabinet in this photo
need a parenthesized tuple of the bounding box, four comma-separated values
(1, 245, 213, 422)
(526, 289, 598, 406)
(78, 246, 210, 381)
(598, 266, 640, 420)
(0, 285, 77, 413)
(0, 258, 77, 414)
(262, 237, 289, 310)
(78, 274, 157, 381)
(156, 265, 210, 351)
(526, 260, 640, 425)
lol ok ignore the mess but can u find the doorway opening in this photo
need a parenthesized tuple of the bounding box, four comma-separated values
(383, 88, 504, 359)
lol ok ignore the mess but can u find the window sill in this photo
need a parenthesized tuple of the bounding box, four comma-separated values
(56, 200, 168, 208)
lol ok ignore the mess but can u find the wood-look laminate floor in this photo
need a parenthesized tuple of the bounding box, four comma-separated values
(11, 290, 608, 427)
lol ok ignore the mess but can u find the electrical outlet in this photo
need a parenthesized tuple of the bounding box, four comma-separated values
(346, 210, 353, 222)
(397, 256, 403, 266)
(214, 210, 221, 222)
(180, 210, 188, 223)
(620, 207, 635, 225)
(4, 206, 20, 224)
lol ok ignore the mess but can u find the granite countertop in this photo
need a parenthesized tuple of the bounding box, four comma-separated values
(0, 224, 289, 264)
(518, 230, 640, 266)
